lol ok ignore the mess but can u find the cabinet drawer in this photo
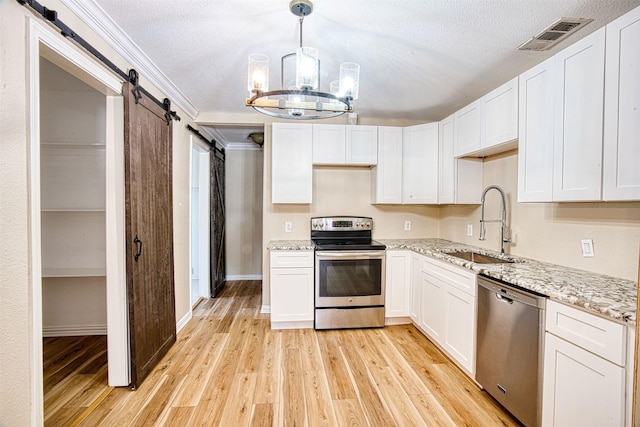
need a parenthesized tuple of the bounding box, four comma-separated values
(545, 300, 626, 366)
(421, 256, 477, 296)
(270, 251, 314, 268)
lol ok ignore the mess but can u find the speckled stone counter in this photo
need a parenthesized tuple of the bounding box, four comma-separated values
(266, 238, 637, 322)
(381, 238, 637, 323)
(268, 240, 315, 251)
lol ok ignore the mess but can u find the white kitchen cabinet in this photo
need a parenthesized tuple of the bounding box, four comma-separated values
(371, 126, 403, 204)
(438, 114, 483, 204)
(603, 6, 640, 201)
(416, 256, 477, 376)
(346, 125, 377, 165)
(409, 252, 422, 324)
(402, 123, 439, 204)
(385, 250, 412, 323)
(312, 124, 345, 164)
(312, 124, 377, 166)
(552, 27, 606, 201)
(269, 251, 314, 329)
(272, 122, 313, 203)
(517, 57, 555, 202)
(454, 99, 482, 157)
(542, 300, 627, 426)
(482, 77, 518, 150)
(453, 77, 518, 158)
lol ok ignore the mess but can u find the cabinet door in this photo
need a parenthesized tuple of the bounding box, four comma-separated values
(454, 99, 482, 157)
(312, 124, 345, 165)
(272, 123, 313, 203)
(371, 126, 403, 204)
(346, 125, 377, 165)
(385, 251, 411, 318)
(402, 123, 439, 204)
(483, 77, 518, 149)
(419, 271, 445, 340)
(552, 27, 605, 201)
(270, 267, 314, 323)
(409, 253, 422, 323)
(518, 57, 555, 202)
(603, 6, 640, 201)
(438, 114, 455, 204)
(443, 285, 476, 375)
(542, 333, 625, 427)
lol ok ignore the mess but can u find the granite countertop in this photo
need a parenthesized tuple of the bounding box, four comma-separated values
(267, 238, 637, 323)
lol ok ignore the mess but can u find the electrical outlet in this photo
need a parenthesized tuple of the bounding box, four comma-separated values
(404, 220, 412, 231)
(285, 221, 292, 233)
(581, 239, 594, 257)
(467, 224, 473, 236)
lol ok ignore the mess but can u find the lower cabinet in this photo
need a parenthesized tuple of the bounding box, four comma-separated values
(542, 300, 627, 426)
(269, 251, 314, 329)
(413, 254, 477, 377)
(384, 250, 412, 323)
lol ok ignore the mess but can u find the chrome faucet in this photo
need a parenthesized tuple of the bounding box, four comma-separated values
(479, 185, 511, 256)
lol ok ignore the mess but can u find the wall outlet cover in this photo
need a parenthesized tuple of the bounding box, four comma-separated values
(581, 239, 594, 257)
(404, 220, 412, 231)
(467, 224, 473, 236)
(285, 221, 292, 233)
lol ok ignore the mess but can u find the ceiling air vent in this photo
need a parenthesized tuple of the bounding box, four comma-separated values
(518, 17, 593, 51)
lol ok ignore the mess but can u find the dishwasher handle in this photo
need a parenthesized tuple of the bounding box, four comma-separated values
(495, 293, 513, 304)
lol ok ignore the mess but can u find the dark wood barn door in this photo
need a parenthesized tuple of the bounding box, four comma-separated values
(210, 148, 226, 297)
(123, 82, 176, 388)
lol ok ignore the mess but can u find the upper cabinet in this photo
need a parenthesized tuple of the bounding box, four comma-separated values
(518, 12, 639, 203)
(403, 123, 439, 204)
(312, 124, 377, 166)
(552, 28, 605, 201)
(371, 126, 403, 204)
(454, 77, 519, 158)
(603, 6, 640, 201)
(439, 114, 483, 204)
(272, 122, 313, 204)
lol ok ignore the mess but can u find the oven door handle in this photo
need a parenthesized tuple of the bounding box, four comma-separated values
(316, 251, 386, 259)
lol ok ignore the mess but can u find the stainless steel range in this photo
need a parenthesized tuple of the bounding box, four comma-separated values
(311, 216, 386, 330)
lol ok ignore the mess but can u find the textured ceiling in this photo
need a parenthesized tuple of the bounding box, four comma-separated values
(91, 0, 640, 143)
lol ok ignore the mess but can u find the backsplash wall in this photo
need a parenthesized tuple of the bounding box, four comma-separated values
(438, 150, 640, 281)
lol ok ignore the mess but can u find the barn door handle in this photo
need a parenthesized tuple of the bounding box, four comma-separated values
(133, 235, 143, 262)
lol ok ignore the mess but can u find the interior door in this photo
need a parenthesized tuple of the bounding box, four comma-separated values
(123, 82, 176, 388)
(210, 148, 226, 297)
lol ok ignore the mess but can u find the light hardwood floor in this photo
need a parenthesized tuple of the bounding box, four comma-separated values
(44, 280, 520, 426)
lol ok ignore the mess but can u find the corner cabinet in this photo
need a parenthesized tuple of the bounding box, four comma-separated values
(271, 123, 313, 203)
(402, 123, 439, 204)
(542, 300, 626, 426)
(603, 6, 640, 201)
(269, 251, 314, 329)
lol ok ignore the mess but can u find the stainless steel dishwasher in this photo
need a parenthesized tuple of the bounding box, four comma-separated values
(476, 274, 547, 427)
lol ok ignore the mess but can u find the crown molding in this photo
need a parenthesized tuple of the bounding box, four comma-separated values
(61, 0, 199, 120)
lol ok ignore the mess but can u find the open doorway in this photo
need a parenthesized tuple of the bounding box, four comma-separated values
(191, 139, 211, 306)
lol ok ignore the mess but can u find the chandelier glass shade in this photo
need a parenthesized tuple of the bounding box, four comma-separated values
(245, 0, 360, 120)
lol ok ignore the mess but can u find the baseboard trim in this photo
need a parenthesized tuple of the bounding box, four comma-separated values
(176, 310, 192, 333)
(43, 324, 107, 337)
(260, 305, 271, 314)
(385, 316, 413, 326)
(270, 320, 314, 330)
(226, 274, 263, 281)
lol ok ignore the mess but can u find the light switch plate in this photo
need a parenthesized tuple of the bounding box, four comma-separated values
(581, 239, 594, 257)
(285, 221, 292, 233)
(467, 224, 473, 236)
(404, 220, 412, 231)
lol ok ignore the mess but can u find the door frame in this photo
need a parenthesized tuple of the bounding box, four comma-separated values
(28, 17, 127, 423)
(190, 137, 211, 306)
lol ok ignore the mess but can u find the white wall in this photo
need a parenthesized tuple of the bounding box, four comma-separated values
(225, 147, 264, 279)
(439, 151, 640, 281)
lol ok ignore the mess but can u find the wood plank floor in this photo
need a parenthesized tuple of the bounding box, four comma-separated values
(44, 280, 520, 426)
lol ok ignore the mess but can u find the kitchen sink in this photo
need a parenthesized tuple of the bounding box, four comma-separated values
(443, 250, 515, 264)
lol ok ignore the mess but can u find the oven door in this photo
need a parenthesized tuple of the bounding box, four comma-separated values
(315, 250, 385, 308)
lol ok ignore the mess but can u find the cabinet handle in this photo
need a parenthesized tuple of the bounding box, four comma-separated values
(133, 235, 143, 262)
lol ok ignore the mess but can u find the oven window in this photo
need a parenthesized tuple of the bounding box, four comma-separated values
(317, 258, 382, 297)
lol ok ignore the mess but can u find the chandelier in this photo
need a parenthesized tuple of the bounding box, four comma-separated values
(245, 0, 360, 120)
